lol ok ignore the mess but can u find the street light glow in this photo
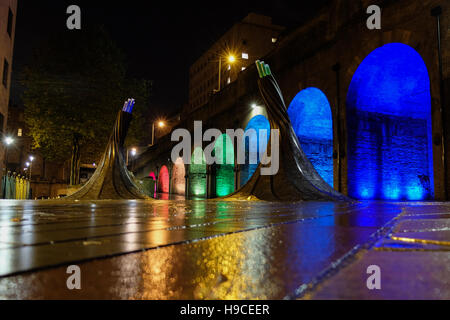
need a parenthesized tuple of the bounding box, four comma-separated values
(228, 55, 236, 63)
(29, 155, 34, 162)
(4, 137, 14, 145)
(158, 121, 165, 128)
(131, 148, 137, 157)
(26, 162, 30, 167)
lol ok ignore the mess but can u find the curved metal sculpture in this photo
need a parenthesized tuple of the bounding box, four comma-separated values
(226, 61, 349, 201)
(66, 99, 150, 200)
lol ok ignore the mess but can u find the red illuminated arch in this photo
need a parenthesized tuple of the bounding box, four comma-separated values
(158, 166, 170, 194)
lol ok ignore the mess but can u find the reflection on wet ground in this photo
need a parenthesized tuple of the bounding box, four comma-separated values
(0, 199, 448, 299)
(304, 202, 450, 299)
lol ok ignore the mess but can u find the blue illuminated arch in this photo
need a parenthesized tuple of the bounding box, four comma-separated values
(240, 115, 271, 187)
(346, 43, 433, 200)
(288, 87, 334, 187)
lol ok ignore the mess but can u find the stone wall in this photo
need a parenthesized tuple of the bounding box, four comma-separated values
(30, 181, 71, 199)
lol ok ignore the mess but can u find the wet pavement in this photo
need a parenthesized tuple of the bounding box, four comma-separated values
(303, 202, 450, 300)
(0, 199, 448, 299)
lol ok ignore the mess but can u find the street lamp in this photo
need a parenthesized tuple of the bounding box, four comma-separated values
(4, 137, 14, 145)
(215, 53, 237, 92)
(28, 155, 34, 180)
(126, 147, 137, 166)
(3, 136, 14, 171)
(151, 120, 166, 146)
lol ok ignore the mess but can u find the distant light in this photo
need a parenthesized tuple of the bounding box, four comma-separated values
(93, 163, 96, 167)
(131, 148, 137, 157)
(241, 67, 246, 71)
(158, 121, 165, 128)
(251, 103, 258, 109)
(227, 55, 236, 63)
(25, 162, 30, 167)
(272, 38, 277, 43)
(242, 52, 249, 60)
(29, 155, 34, 162)
(4, 137, 13, 145)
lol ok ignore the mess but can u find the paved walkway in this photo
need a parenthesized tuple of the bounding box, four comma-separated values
(303, 202, 450, 299)
(0, 199, 447, 299)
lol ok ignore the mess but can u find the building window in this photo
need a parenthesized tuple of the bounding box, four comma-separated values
(272, 38, 277, 43)
(242, 53, 249, 60)
(18, 128, 23, 137)
(7, 8, 13, 37)
(2, 59, 9, 88)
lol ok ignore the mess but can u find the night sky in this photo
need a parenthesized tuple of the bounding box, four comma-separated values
(12, 0, 331, 116)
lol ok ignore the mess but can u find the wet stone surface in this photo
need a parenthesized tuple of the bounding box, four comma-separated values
(305, 202, 450, 299)
(0, 200, 448, 299)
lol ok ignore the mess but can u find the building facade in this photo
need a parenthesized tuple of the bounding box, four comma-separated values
(0, 0, 17, 170)
(135, 0, 450, 201)
(6, 105, 71, 198)
(187, 13, 284, 114)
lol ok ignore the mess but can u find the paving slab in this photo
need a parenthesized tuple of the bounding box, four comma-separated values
(0, 200, 448, 299)
(0, 223, 377, 299)
(304, 251, 450, 300)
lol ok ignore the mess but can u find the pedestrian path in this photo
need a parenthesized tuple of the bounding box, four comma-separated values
(302, 202, 450, 299)
(0, 200, 414, 298)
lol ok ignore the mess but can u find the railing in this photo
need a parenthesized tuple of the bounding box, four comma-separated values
(0, 172, 32, 199)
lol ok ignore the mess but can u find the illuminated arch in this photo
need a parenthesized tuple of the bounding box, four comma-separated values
(240, 115, 271, 187)
(158, 165, 170, 194)
(346, 43, 433, 200)
(189, 147, 207, 198)
(171, 157, 186, 195)
(214, 134, 235, 197)
(288, 87, 333, 187)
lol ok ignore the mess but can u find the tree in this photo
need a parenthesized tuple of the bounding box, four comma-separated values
(22, 26, 149, 185)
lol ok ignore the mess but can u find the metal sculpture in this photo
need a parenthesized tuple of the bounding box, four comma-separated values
(226, 61, 349, 201)
(66, 99, 150, 200)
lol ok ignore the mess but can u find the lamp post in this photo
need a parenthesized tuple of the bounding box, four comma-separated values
(29, 155, 34, 180)
(3, 136, 14, 171)
(215, 54, 236, 92)
(151, 120, 166, 146)
(126, 147, 137, 166)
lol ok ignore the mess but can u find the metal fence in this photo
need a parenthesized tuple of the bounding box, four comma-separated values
(1, 172, 32, 199)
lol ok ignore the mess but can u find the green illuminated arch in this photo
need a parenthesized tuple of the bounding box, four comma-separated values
(189, 147, 207, 198)
(214, 134, 235, 197)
